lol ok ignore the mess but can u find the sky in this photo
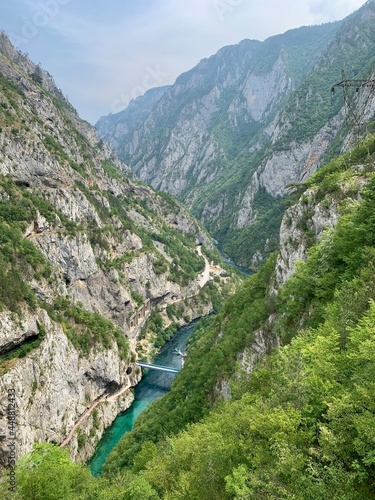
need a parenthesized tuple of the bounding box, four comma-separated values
(0, 0, 367, 124)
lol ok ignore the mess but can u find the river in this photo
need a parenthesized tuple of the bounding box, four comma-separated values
(88, 321, 197, 477)
(214, 239, 253, 276)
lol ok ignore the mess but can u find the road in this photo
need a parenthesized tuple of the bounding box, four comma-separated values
(60, 381, 131, 448)
(60, 245, 211, 448)
(196, 245, 210, 288)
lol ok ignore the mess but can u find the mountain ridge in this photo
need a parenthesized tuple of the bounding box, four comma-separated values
(97, 1, 375, 267)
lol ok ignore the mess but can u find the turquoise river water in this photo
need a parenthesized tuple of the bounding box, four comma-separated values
(88, 321, 197, 476)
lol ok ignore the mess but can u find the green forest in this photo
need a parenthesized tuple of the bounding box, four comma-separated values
(3, 136, 375, 498)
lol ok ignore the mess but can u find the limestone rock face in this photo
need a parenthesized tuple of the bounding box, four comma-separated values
(214, 316, 279, 401)
(96, 1, 375, 265)
(275, 190, 340, 288)
(236, 174, 260, 229)
(96, 85, 171, 152)
(237, 320, 280, 376)
(0, 33, 216, 466)
(274, 167, 371, 289)
(99, 40, 298, 201)
(0, 312, 39, 354)
(0, 309, 141, 465)
(215, 166, 370, 401)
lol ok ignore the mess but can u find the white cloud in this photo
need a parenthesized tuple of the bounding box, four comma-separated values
(308, 0, 366, 21)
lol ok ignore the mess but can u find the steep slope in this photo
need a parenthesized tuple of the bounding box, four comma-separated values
(100, 136, 375, 499)
(98, 22, 340, 190)
(96, 85, 171, 153)
(0, 33, 231, 467)
(97, 0, 375, 267)
(8, 134, 375, 500)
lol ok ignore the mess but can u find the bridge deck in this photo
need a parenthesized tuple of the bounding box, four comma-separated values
(137, 362, 181, 374)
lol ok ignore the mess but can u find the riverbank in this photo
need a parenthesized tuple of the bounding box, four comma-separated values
(214, 239, 253, 276)
(61, 244, 241, 466)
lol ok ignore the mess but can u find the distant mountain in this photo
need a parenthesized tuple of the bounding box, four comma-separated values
(96, 85, 170, 152)
(97, 0, 375, 267)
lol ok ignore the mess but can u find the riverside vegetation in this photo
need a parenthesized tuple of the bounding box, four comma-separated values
(4, 135, 375, 498)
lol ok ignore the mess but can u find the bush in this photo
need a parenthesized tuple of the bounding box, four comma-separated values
(52, 299, 130, 360)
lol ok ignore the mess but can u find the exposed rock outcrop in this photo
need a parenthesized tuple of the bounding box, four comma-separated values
(0, 308, 141, 465)
(0, 33, 222, 466)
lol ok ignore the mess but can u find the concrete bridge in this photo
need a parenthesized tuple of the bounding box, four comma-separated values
(136, 362, 181, 374)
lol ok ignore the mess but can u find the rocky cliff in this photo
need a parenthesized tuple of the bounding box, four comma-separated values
(96, 85, 171, 154)
(0, 33, 226, 466)
(97, 0, 375, 267)
(96, 132, 375, 494)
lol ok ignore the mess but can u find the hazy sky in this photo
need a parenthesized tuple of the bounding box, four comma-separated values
(0, 0, 366, 124)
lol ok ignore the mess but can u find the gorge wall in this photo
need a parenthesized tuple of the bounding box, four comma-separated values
(97, 0, 375, 267)
(0, 33, 228, 466)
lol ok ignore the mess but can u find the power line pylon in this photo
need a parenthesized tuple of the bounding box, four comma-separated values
(331, 70, 375, 147)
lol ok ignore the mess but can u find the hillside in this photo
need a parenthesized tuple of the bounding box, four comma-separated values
(116, 138, 375, 499)
(97, 0, 375, 267)
(0, 32, 236, 467)
(6, 133, 375, 499)
(96, 85, 171, 155)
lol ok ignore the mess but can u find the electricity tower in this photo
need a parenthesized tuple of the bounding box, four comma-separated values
(331, 70, 375, 148)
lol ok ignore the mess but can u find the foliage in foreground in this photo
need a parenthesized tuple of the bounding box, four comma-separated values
(126, 300, 375, 499)
(103, 255, 275, 475)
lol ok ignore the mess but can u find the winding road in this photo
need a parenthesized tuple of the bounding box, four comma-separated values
(196, 245, 210, 288)
(60, 382, 131, 448)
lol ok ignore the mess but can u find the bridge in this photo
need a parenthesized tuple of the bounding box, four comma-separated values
(136, 362, 181, 374)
